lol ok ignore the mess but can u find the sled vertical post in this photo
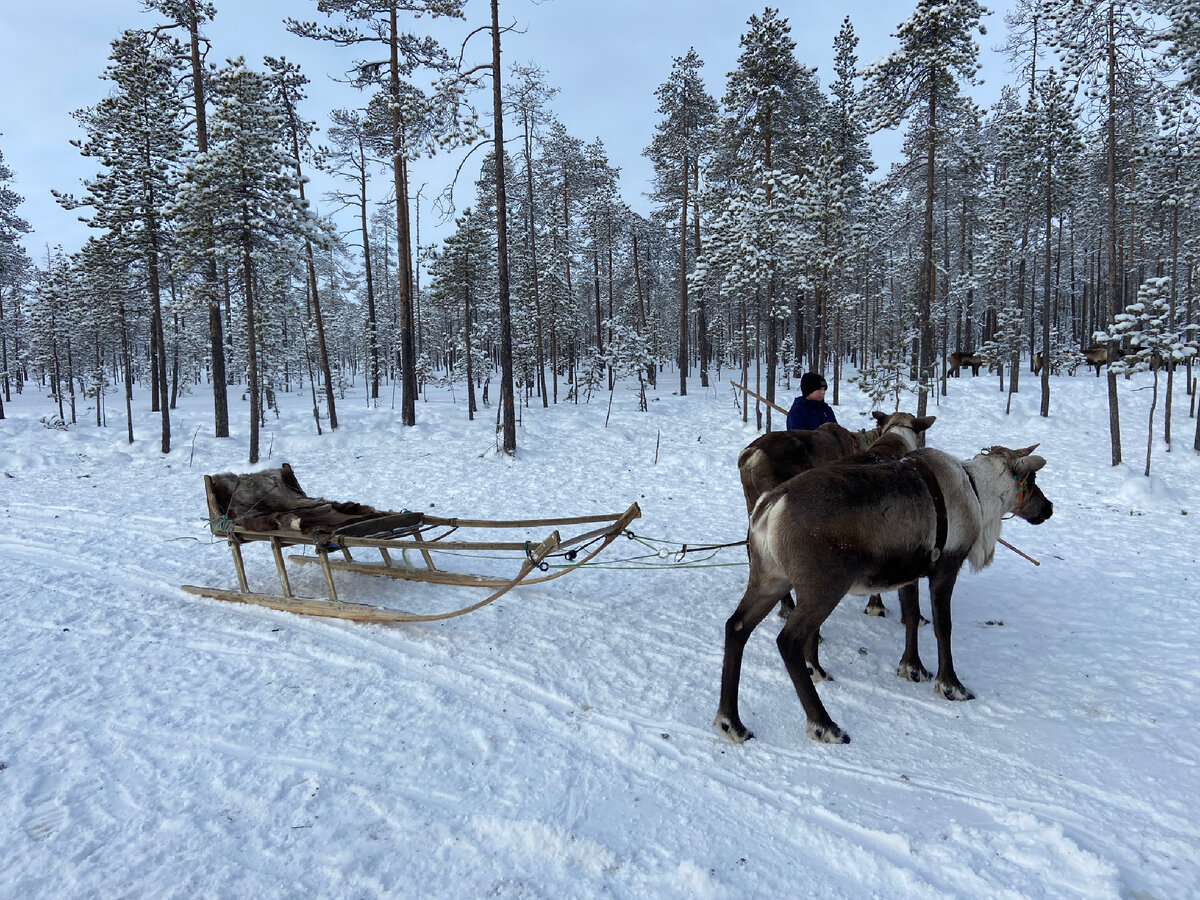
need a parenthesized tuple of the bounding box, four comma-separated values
(230, 539, 251, 594)
(316, 546, 340, 604)
(269, 536, 293, 598)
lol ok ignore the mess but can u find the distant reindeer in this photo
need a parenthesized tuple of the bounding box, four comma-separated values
(947, 351, 984, 377)
(1076, 344, 1122, 376)
(715, 444, 1053, 745)
(738, 411, 936, 618)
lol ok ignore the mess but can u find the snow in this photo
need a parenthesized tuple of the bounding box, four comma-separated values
(2, 368, 1198, 899)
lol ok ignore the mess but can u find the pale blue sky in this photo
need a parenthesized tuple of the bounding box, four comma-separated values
(0, 0, 1014, 261)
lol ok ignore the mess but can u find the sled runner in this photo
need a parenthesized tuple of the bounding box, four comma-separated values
(180, 463, 641, 623)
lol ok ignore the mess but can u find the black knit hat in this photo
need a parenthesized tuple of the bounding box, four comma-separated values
(801, 372, 827, 397)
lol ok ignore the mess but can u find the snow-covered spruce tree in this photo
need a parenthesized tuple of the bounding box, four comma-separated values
(505, 62, 559, 408)
(860, 0, 989, 421)
(798, 141, 853, 403)
(26, 251, 75, 426)
(534, 119, 589, 403)
(601, 317, 654, 419)
(693, 164, 808, 431)
(850, 310, 919, 413)
(59, 31, 184, 453)
(646, 48, 719, 398)
(1103, 277, 1196, 473)
(1030, 70, 1084, 417)
(0, 140, 32, 418)
(579, 138, 621, 376)
(708, 7, 825, 430)
(1165, 0, 1200, 94)
(427, 206, 493, 420)
(168, 59, 323, 464)
(825, 16, 875, 398)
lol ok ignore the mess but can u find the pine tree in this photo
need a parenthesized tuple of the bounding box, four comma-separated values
(646, 48, 718, 398)
(1030, 70, 1084, 417)
(0, 141, 32, 418)
(506, 62, 559, 409)
(168, 60, 322, 463)
(266, 56, 340, 427)
(288, 0, 468, 429)
(713, 7, 825, 427)
(325, 107, 383, 406)
(860, 0, 989, 423)
(427, 206, 494, 419)
(58, 30, 183, 453)
(143, 0, 231, 439)
(1165, 0, 1200, 93)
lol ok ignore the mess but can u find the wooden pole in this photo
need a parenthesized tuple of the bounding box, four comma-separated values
(730, 380, 788, 416)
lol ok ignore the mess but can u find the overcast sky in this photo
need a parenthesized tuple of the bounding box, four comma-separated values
(0, 1, 1016, 263)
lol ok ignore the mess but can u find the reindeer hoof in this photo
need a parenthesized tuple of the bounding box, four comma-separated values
(808, 722, 850, 744)
(897, 662, 932, 683)
(863, 595, 887, 617)
(713, 714, 753, 744)
(936, 681, 975, 701)
(806, 663, 831, 683)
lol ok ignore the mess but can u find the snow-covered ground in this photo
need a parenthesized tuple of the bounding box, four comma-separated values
(1, 366, 1197, 899)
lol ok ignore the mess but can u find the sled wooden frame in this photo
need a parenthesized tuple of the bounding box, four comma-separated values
(181, 474, 641, 624)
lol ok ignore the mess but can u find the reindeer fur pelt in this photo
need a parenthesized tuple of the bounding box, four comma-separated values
(210, 463, 394, 535)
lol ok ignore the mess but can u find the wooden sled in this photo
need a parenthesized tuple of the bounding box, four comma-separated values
(180, 464, 640, 624)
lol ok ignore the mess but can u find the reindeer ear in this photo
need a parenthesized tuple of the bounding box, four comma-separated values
(1013, 443, 1040, 457)
(872, 410, 888, 425)
(915, 415, 936, 432)
(1013, 455, 1047, 475)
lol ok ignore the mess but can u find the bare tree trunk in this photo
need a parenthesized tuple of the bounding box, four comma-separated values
(1105, 0, 1122, 465)
(184, 2, 229, 438)
(491, 0, 516, 454)
(678, 148, 689, 396)
(241, 226, 260, 464)
(389, 5, 417, 426)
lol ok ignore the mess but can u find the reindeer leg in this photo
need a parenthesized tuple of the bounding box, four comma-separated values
(928, 565, 974, 701)
(776, 591, 795, 619)
(895, 583, 931, 683)
(777, 587, 851, 744)
(900, 593, 929, 628)
(803, 627, 829, 682)
(714, 577, 790, 743)
(863, 593, 887, 617)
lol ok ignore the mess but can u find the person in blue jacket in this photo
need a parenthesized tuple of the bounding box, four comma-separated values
(786, 372, 837, 431)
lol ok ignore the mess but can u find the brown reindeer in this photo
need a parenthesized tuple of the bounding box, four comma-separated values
(738, 411, 936, 618)
(947, 351, 984, 377)
(715, 444, 1053, 745)
(1077, 344, 1122, 376)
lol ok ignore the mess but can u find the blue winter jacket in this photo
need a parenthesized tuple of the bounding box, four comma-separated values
(786, 396, 837, 431)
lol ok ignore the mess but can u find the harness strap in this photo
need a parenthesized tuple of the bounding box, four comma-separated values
(903, 455, 948, 559)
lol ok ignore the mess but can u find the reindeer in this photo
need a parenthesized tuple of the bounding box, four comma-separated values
(738, 411, 936, 618)
(1077, 344, 1122, 376)
(947, 351, 984, 377)
(715, 444, 1053, 745)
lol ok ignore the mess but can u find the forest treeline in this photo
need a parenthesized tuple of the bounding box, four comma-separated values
(1, 0, 1198, 464)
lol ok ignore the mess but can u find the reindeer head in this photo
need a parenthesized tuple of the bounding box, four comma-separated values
(981, 445, 1053, 525)
(868, 411, 937, 455)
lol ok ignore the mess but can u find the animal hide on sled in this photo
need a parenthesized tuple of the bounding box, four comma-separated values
(208, 463, 413, 536)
